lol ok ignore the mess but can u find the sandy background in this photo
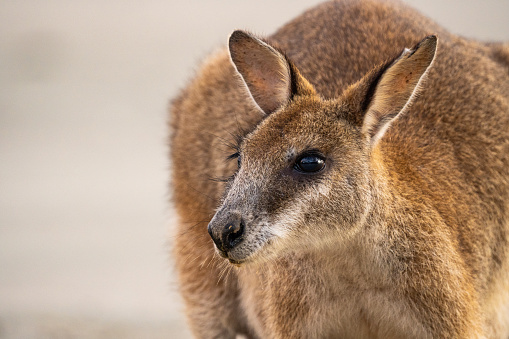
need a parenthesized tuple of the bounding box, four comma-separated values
(0, 1, 508, 338)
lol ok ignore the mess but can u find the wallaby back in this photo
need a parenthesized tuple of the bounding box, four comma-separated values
(170, 0, 509, 338)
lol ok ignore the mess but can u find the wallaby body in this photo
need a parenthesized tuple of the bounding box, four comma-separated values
(170, 0, 509, 338)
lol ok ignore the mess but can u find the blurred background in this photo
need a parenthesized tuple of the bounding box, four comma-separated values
(0, 1, 508, 338)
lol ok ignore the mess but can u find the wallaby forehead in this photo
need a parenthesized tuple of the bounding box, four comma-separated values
(242, 97, 356, 157)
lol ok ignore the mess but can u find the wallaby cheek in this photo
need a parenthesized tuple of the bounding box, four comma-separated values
(313, 174, 370, 231)
(265, 178, 364, 249)
(252, 178, 300, 216)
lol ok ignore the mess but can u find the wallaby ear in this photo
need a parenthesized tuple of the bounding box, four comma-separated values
(362, 35, 438, 145)
(228, 30, 314, 114)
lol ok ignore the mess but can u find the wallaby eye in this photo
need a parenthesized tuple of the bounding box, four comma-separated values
(294, 153, 325, 173)
(227, 152, 241, 169)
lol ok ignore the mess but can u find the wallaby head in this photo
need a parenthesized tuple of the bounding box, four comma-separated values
(207, 30, 437, 265)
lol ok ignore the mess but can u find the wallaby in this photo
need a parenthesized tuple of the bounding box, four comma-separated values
(170, 0, 509, 338)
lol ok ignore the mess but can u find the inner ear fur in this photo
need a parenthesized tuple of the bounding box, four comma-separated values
(228, 30, 315, 115)
(361, 35, 438, 145)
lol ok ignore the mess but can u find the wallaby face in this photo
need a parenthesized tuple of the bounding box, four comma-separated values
(207, 31, 437, 265)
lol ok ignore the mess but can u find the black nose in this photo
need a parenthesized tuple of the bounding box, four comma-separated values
(208, 215, 245, 253)
(223, 219, 245, 250)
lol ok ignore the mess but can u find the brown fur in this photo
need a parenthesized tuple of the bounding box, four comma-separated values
(169, 0, 509, 338)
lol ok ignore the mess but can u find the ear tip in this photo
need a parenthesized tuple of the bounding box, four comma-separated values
(229, 30, 251, 44)
(228, 30, 241, 46)
(410, 35, 438, 61)
(228, 30, 259, 58)
(422, 35, 438, 51)
(228, 30, 245, 57)
(229, 30, 244, 39)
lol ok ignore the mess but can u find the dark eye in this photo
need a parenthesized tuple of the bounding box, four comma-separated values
(294, 154, 326, 173)
(227, 152, 241, 169)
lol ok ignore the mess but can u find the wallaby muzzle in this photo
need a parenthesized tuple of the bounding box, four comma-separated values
(208, 211, 245, 256)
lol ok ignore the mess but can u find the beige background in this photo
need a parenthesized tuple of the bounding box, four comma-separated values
(1, 1, 508, 338)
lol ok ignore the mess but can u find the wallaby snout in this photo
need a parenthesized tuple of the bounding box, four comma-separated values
(208, 211, 245, 258)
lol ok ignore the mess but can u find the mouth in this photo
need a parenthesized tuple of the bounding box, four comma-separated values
(227, 257, 245, 266)
(215, 246, 248, 265)
(214, 237, 276, 267)
(209, 221, 276, 266)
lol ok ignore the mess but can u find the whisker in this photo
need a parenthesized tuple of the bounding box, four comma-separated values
(182, 183, 217, 203)
(172, 221, 210, 240)
(199, 253, 215, 269)
(207, 174, 235, 183)
(217, 261, 231, 285)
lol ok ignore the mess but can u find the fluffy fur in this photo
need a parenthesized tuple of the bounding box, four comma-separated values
(169, 0, 509, 338)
